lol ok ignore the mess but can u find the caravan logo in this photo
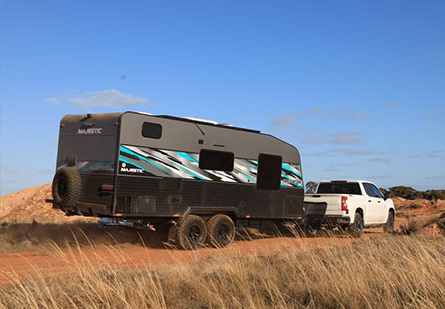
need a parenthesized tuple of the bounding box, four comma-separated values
(78, 128, 103, 134)
(120, 162, 143, 174)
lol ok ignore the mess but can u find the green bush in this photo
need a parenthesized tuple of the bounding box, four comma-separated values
(422, 190, 445, 201)
(389, 186, 422, 200)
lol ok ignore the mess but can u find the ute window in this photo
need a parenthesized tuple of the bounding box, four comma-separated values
(199, 149, 234, 172)
(317, 182, 362, 195)
(363, 183, 383, 198)
(257, 154, 282, 190)
(142, 122, 162, 139)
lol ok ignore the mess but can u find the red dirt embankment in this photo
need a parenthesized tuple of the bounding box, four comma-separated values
(0, 184, 95, 224)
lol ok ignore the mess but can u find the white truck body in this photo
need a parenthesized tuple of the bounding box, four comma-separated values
(304, 180, 395, 229)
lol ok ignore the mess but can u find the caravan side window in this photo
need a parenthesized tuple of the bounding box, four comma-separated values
(142, 122, 162, 139)
(199, 149, 234, 172)
(257, 154, 282, 190)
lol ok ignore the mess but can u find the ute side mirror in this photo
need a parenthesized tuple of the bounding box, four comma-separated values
(383, 191, 392, 200)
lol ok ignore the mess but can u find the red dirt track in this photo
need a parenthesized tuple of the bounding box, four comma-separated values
(0, 232, 377, 285)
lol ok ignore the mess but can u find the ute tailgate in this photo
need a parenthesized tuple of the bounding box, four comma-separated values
(304, 194, 342, 216)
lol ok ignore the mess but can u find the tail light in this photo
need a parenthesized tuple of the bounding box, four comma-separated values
(341, 196, 348, 211)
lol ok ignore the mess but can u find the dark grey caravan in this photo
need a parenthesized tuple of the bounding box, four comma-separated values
(48, 112, 317, 249)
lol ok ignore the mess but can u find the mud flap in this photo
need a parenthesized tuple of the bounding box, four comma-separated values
(167, 222, 178, 244)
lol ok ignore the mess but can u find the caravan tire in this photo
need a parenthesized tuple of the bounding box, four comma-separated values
(206, 214, 235, 248)
(177, 215, 207, 250)
(52, 167, 81, 211)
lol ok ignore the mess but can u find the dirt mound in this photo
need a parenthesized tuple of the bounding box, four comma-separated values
(0, 184, 94, 224)
(392, 197, 445, 212)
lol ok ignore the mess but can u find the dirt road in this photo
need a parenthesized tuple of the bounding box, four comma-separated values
(0, 230, 382, 285)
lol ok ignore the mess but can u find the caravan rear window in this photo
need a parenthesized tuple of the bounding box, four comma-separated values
(199, 149, 234, 172)
(142, 122, 162, 139)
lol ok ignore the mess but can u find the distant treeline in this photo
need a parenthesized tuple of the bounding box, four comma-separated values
(380, 186, 445, 201)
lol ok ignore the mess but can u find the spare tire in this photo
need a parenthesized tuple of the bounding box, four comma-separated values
(52, 167, 81, 211)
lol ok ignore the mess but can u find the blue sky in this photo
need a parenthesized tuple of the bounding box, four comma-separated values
(1, 0, 444, 195)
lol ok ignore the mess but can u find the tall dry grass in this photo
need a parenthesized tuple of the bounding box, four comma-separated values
(0, 234, 444, 309)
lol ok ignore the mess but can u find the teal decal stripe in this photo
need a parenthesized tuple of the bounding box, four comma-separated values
(171, 161, 207, 180)
(81, 162, 102, 172)
(120, 146, 170, 174)
(176, 151, 199, 163)
(249, 164, 258, 171)
(282, 163, 302, 178)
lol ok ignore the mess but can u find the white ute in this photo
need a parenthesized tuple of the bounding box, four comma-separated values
(304, 180, 395, 237)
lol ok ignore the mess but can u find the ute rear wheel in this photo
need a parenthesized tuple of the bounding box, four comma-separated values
(52, 167, 81, 212)
(348, 212, 364, 238)
(206, 214, 235, 248)
(384, 211, 395, 233)
(177, 215, 207, 250)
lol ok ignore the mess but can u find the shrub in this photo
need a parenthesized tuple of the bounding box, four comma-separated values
(305, 181, 318, 193)
(400, 219, 419, 235)
(389, 186, 421, 200)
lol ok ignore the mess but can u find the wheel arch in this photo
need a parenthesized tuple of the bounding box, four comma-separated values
(352, 207, 364, 223)
(387, 207, 395, 221)
(186, 207, 239, 224)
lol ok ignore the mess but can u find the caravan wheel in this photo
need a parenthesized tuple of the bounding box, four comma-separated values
(177, 215, 207, 250)
(206, 214, 235, 248)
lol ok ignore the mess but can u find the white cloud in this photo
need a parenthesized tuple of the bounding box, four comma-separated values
(271, 114, 297, 126)
(384, 103, 396, 109)
(366, 175, 395, 179)
(334, 148, 374, 156)
(329, 131, 365, 145)
(425, 176, 445, 180)
(303, 131, 365, 145)
(306, 108, 370, 120)
(45, 97, 62, 105)
(428, 150, 444, 158)
(354, 113, 370, 119)
(369, 157, 391, 163)
(421, 115, 435, 121)
(303, 148, 374, 157)
(67, 89, 147, 108)
(46, 89, 148, 109)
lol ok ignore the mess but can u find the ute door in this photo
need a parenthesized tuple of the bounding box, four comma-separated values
(369, 184, 387, 223)
(362, 183, 386, 224)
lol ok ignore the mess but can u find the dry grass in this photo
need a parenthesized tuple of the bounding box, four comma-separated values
(0, 235, 444, 309)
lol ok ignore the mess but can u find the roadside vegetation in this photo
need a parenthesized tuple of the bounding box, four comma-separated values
(1, 234, 444, 309)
